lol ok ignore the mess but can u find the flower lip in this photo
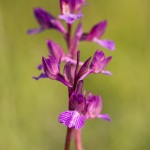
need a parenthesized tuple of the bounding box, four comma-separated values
(58, 110, 84, 129)
(58, 13, 83, 24)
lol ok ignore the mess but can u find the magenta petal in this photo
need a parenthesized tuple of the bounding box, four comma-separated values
(42, 56, 60, 80)
(77, 57, 92, 81)
(32, 73, 48, 80)
(34, 8, 53, 26)
(35, 8, 66, 34)
(90, 51, 104, 66)
(69, 93, 86, 112)
(57, 74, 72, 87)
(60, 0, 85, 14)
(78, 57, 91, 75)
(58, 13, 83, 24)
(86, 95, 102, 119)
(75, 0, 86, 11)
(58, 111, 84, 129)
(46, 39, 65, 61)
(63, 61, 73, 84)
(78, 69, 92, 81)
(76, 80, 84, 95)
(87, 20, 107, 40)
(90, 50, 112, 73)
(93, 38, 115, 51)
(97, 114, 111, 121)
(60, 0, 70, 14)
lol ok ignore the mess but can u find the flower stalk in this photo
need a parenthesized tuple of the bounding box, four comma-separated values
(65, 127, 74, 150)
(75, 129, 83, 150)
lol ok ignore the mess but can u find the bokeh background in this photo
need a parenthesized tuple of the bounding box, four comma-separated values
(0, 0, 149, 149)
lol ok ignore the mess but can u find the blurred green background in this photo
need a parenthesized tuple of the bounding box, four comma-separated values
(0, 0, 149, 149)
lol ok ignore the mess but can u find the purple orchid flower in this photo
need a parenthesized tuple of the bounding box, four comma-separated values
(33, 56, 72, 87)
(27, 8, 66, 35)
(59, 92, 86, 129)
(59, 91, 111, 129)
(81, 20, 115, 51)
(75, 50, 112, 82)
(29, 1, 115, 149)
(59, 0, 84, 24)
